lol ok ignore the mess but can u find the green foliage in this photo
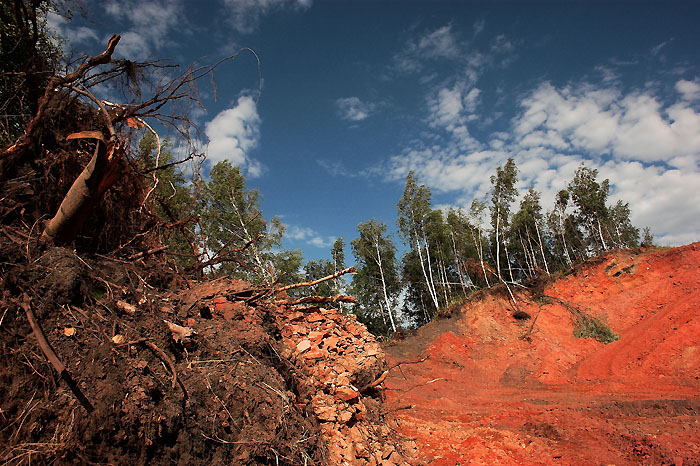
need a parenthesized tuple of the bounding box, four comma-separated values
(303, 259, 335, 296)
(641, 227, 654, 247)
(490, 158, 519, 280)
(573, 314, 619, 344)
(139, 134, 197, 269)
(350, 219, 400, 335)
(607, 200, 639, 249)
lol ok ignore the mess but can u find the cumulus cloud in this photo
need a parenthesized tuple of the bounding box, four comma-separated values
(285, 225, 335, 248)
(425, 81, 482, 149)
(204, 95, 263, 176)
(515, 81, 700, 164)
(335, 97, 376, 122)
(385, 79, 700, 246)
(222, 0, 312, 35)
(102, 0, 184, 59)
(676, 79, 700, 101)
(46, 12, 98, 47)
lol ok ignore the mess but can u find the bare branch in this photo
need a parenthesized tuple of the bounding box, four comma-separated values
(274, 295, 359, 306)
(276, 266, 355, 293)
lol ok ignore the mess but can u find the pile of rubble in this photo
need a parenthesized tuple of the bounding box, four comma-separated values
(274, 305, 409, 465)
(184, 280, 413, 465)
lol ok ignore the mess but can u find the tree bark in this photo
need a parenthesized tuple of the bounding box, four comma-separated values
(375, 238, 397, 333)
(41, 136, 123, 245)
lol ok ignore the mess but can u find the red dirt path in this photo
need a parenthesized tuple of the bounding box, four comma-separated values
(385, 244, 700, 465)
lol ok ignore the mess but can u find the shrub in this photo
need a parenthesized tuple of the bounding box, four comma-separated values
(573, 314, 619, 344)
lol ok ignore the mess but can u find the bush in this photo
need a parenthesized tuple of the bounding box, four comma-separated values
(573, 314, 619, 344)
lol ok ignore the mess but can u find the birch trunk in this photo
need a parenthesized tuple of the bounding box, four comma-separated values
(375, 238, 396, 333)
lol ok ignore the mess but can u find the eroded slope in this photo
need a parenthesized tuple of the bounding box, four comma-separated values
(386, 244, 700, 465)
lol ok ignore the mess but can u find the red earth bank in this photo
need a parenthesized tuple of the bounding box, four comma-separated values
(385, 243, 700, 465)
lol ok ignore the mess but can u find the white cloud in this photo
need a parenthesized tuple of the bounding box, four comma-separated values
(102, 0, 184, 59)
(418, 25, 460, 59)
(46, 12, 98, 46)
(204, 95, 263, 176)
(385, 79, 700, 247)
(222, 0, 312, 35)
(285, 225, 335, 248)
(650, 38, 674, 57)
(515, 82, 700, 164)
(393, 25, 463, 73)
(426, 81, 482, 149)
(335, 97, 376, 122)
(473, 19, 485, 37)
(676, 79, 700, 101)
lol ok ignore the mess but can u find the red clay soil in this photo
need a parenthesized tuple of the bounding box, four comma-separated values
(385, 243, 700, 466)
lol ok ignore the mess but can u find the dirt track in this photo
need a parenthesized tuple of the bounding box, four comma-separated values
(385, 244, 700, 465)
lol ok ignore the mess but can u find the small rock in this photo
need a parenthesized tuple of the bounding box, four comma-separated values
(296, 339, 311, 353)
(334, 386, 359, 402)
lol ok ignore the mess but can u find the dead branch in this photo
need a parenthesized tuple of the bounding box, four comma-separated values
(20, 294, 94, 412)
(274, 294, 358, 306)
(3, 34, 121, 158)
(127, 245, 169, 261)
(144, 340, 178, 389)
(276, 266, 355, 293)
(141, 151, 200, 175)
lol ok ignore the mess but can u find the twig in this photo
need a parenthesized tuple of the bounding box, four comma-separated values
(144, 341, 178, 389)
(20, 294, 94, 412)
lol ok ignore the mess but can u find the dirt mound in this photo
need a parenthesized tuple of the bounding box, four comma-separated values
(385, 243, 700, 465)
(0, 248, 407, 466)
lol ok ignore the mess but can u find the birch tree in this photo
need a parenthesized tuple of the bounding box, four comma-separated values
(397, 172, 440, 311)
(351, 219, 400, 335)
(489, 159, 518, 282)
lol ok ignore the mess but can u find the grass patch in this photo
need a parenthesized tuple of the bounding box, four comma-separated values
(573, 314, 619, 344)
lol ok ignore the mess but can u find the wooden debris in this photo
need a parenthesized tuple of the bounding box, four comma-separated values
(276, 266, 355, 293)
(116, 300, 136, 315)
(20, 294, 94, 413)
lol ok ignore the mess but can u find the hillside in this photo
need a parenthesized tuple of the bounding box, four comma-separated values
(385, 243, 700, 465)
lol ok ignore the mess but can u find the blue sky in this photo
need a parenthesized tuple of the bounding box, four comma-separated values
(49, 1, 700, 261)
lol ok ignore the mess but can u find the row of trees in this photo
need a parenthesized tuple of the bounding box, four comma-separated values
(342, 159, 650, 335)
(158, 149, 649, 336)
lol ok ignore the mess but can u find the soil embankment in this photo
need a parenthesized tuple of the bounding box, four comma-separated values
(385, 243, 700, 465)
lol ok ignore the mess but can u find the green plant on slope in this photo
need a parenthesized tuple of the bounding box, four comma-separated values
(573, 314, 619, 344)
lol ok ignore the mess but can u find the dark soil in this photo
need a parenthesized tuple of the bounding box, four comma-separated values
(0, 248, 325, 466)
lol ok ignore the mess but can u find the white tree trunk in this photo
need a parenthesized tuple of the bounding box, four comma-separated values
(558, 207, 573, 266)
(495, 210, 502, 281)
(422, 226, 440, 308)
(414, 231, 439, 310)
(450, 230, 469, 296)
(375, 238, 397, 333)
(597, 217, 608, 251)
(534, 220, 550, 275)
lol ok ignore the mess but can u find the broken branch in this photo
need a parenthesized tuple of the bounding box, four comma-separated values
(274, 294, 358, 306)
(276, 266, 355, 293)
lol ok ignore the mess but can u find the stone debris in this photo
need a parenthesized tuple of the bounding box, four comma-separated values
(274, 304, 411, 466)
